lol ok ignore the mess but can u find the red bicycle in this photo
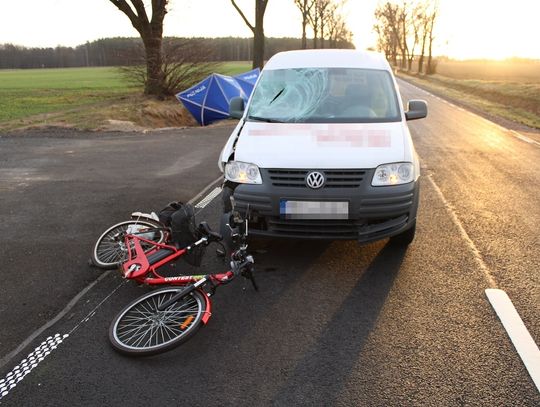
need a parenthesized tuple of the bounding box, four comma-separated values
(108, 212, 256, 356)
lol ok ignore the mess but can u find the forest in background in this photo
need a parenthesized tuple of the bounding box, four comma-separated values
(0, 36, 354, 69)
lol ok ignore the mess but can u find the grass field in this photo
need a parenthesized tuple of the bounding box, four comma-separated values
(2, 60, 537, 131)
(435, 59, 540, 82)
(0, 67, 140, 123)
(218, 61, 252, 76)
(0, 62, 251, 130)
(398, 59, 540, 130)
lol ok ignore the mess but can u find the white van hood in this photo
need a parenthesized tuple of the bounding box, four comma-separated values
(233, 122, 410, 169)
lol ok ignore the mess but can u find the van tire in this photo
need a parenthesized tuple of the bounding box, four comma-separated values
(390, 221, 416, 246)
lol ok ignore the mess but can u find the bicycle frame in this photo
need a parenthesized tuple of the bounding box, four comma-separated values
(122, 233, 234, 285)
(120, 232, 238, 324)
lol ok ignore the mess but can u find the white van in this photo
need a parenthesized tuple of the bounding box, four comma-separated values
(218, 49, 427, 245)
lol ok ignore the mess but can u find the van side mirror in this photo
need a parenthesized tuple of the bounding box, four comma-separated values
(229, 97, 245, 119)
(405, 100, 428, 121)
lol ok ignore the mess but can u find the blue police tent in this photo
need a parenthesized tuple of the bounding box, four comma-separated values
(234, 68, 260, 100)
(176, 69, 260, 126)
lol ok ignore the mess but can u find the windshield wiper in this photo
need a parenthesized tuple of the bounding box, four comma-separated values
(247, 115, 285, 123)
(269, 88, 286, 105)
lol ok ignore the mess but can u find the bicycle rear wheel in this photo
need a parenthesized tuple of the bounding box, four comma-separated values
(91, 219, 166, 269)
(109, 287, 206, 356)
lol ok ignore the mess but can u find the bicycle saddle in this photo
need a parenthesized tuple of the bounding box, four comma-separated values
(198, 221, 223, 242)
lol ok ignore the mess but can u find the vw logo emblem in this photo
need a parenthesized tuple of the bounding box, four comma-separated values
(306, 171, 325, 189)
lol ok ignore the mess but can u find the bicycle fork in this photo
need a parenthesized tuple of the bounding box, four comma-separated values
(157, 278, 213, 324)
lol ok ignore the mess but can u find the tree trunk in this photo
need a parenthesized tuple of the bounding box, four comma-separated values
(295, 0, 311, 49)
(252, 0, 266, 69)
(401, 16, 407, 69)
(427, 42, 433, 74)
(109, 0, 168, 97)
(253, 27, 265, 69)
(426, 11, 436, 75)
(231, 0, 267, 69)
(301, 20, 307, 49)
(143, 35, 164, 95)
(418, 32, 427, 74)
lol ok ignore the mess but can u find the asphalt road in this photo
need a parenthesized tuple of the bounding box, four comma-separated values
(0, 80, 538, 406)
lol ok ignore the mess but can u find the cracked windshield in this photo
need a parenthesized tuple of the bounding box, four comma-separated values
(248, 68, 400, 123)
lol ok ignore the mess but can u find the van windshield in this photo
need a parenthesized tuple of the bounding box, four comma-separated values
(246, 68, 401, 123)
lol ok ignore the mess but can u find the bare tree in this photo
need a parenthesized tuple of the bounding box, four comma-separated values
(426, 4, 438, 74)
(109, 0, 168, 96)
(373, 0, 438, 73)
(407, 2, 424, 71)
(307, 0, 320, 48)
(325, 1, 352, 48)
(317, 0, 332, 48)
(373, 2, 400, 65)
(417, 5, 430, 74)
(397, 1, 409, 69)
(120, 39, 219, 96)
(294, 0, 315, 49)
(231, 0, 269, 69)
(306, 0, 336, 49)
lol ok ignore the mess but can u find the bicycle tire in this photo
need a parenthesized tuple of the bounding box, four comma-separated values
(91, 219, 166, 269)
(109, 287, 206, 356)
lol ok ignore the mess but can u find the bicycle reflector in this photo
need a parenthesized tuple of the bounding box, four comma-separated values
(180, 316, 194, 330)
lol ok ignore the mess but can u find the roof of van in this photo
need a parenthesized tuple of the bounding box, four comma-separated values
(263, 49, 392, 71)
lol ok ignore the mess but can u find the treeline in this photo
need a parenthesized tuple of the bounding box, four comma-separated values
(0, 36, 354, 69)
(373, 0, 437, 74)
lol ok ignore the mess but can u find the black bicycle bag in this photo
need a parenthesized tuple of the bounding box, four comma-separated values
(158, 201, 184, 226)
(169, 203, 204, 266)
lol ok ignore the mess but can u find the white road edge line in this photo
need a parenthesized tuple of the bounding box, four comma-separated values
(0, 269, 113, 371)
(426, 174, 498, 288)
(0, 334, 68, 400)
(428, 170, 540, 393)
(194, 187, 222, 209)
(510, 130, 540, 147)
(485, 289, 540, 392)
(188, 175, 223, 205)
(397, 78, 540, 149)
(0, 175, 225, 372)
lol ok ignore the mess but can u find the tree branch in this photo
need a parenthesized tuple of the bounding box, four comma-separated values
(130, 0, 149, 25)
(230, 0, 255, 33)
(109, 0, 143, 32)
(151, 0, 168, 26)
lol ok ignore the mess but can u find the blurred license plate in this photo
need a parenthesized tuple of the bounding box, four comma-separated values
(280, 200, 348, 219)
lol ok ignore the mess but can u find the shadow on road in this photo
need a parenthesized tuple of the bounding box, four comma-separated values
(271, 241, 407, 406)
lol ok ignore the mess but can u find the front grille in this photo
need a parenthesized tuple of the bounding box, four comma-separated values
(267, 169, 366, 189)
(263, 214, 408, 240)
(267, 218, 361, 239)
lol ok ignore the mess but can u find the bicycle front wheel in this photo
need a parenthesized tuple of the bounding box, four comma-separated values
(109, 287, 207, 356)
(91, 219, 166, 269)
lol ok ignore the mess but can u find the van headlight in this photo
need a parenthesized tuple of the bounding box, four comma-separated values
(225, 161, 262, 184)
(372, 162, 414, 186)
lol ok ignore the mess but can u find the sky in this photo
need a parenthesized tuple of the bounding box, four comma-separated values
(1, 0, 539, 60)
